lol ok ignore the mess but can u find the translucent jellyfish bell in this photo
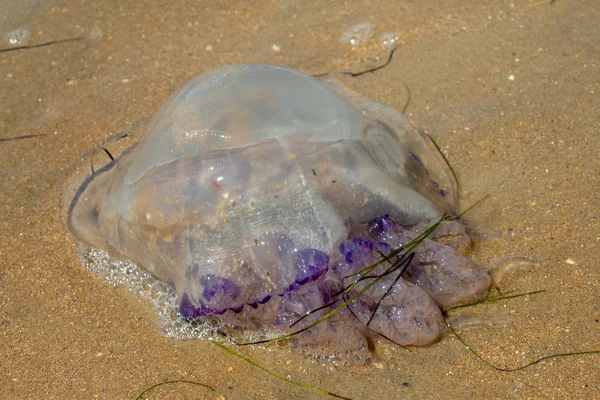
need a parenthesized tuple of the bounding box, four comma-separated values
(68, 64, 484, 349)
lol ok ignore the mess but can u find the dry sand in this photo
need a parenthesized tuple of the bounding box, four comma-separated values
(1, 0, 599, 399)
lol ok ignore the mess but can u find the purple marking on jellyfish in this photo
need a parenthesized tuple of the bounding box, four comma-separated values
(180, 293, 207, 319)
(200, 274, 241, 303)
(248, 295, 271, 309)
(339, 241, 355, 263)
(185, 263, 199, 281)
(432, 181, 447, 197)
(230, 304, 244, 313)
(409, 153, 447, 198)
(339, 238, 375, 263)
(409, 152, 429, 175)
(374, 240, 392, 258)
(368, 214, 394, 237)
(201, 293, 272, 317)
(321, 288, 332, 305)
(258, 295, 271, 304)
(345, 217, 355, 228)
(294, 248, 330, 285)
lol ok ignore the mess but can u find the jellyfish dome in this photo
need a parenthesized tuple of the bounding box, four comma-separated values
(68, 64, 490, 354)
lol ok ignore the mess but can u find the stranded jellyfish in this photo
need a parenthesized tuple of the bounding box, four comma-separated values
(68, 64, 491, 356)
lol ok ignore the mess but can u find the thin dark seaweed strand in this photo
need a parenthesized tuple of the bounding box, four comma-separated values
(366, 253, 415, 326)
(527, 0, 556, 6)
(290, 247, 410, 329)
(289, 249, 399, 329)
(211, 340, 352, 400)
(341, 251, 392, 279)
(355, 250, 415, 283)
(345, 46, 397, 77)
(349, 216, 444, 285)
(289, 250, 409, 329)
(312, 47, 397, 78)
(451, 196, 489, 220)
(375, 250, 393, 264)
(345, 303, 409, 350)
(343, 218, 442, 278)
(0, 36, 84, 53)
(135, 380, 215, 399)
(400, 81, 412, 114)
(443, 290, 546, 314)
(333, 237, 421, 306)
(426, 133, 459, 195)
(0, 133, 49, 142)
(289, 249, 408, 329)
(289, 297, 341, 328)
(351, 259, 402, 283)
(376, 249, 395, 265)
(370, 330, 410, 350)
(353, 250, 406, 280)
(238, 236, 422, 346)
(446, 321, 600, 372)
(442, 288, 521, 315)
(91, 147, 114, 174)
(343, 213, 448, 280)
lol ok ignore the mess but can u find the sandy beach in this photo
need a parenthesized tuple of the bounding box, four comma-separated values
(1, 0, 599, 398)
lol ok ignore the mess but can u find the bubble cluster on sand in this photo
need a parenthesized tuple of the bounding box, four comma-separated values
(5, 27, 30, 46)
(380, 33, 400, 50)
(340, 22, 374, 46)
(339, 22, 399, 51)
(78, 245, 219, 340)
(77, 244, 352, 362)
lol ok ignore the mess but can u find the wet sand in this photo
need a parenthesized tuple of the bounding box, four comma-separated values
(1, 1, 599, 399)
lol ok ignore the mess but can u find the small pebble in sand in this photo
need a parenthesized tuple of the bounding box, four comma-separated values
(227, 366, 233, 373)
(565, 259, 577, 265)
(271, 44, 280, 52)
(508, 74, 515, 81)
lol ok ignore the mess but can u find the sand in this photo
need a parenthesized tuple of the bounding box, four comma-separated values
(1, 0, 598, 399)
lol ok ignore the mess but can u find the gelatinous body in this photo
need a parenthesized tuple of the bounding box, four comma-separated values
(68, 64, 490, 351)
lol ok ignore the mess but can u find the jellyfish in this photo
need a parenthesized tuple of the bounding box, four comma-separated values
(68, 64, 491, 355)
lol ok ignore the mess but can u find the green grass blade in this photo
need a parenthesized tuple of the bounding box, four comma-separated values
(211, 340, 352, 399)
(443, 290, 546, 313)
(135, 380, 215, 399)
(446, 321, 600, 372)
